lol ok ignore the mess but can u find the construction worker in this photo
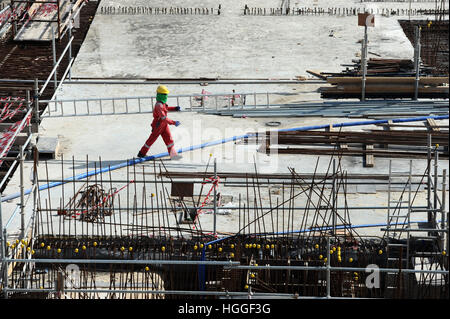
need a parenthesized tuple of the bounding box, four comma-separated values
(137, 85, 181, 159)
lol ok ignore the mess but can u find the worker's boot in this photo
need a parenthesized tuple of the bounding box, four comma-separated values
(137, 151, 146, 158)
(169, 147, 182, 160)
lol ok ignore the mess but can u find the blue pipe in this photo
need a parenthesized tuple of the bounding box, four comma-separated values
(201, 219, 436, 247)
(2, 114, 448, 203)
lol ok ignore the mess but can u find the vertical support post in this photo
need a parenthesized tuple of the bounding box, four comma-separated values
(213, 158, 217, 237)
(19, 145, 24, 239)
(332, 159, 336, 236)
(361, 25, 368, 101)
(57, 0, 61, 39)
(441, 169, 447, 230)
(11, 0, 17, 37)
(26, 90, 32, 145)
(0, 193, 4, 294)
(51, 26, 58, 93)
(68, 17, 72, 80)
(427, 134, 432, 213)
(1, 226, 7, 299)
(441, 169, 446, 252)
(408, 0, 412, 21)
(413, 26, 421, 100)
(434, 146, 439, 210)
(34, 79, 39, 134)
(32, 146, 38, 239)
(387, 160, 392, 229)
(326, 236, 331, 298)
(432, 145, 439, 234)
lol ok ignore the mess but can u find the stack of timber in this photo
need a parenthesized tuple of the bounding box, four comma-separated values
(311, 58, 449, 99)
(254, 124, 449, 167)
(323, 58, 432, 77)
(320, 76, 449, 99)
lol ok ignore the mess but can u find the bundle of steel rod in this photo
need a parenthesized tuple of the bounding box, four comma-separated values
(199, 100, 449, 118)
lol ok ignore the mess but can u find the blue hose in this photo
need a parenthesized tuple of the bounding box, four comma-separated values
(2, 114, 448, 203)
(201, 219, 435, 247)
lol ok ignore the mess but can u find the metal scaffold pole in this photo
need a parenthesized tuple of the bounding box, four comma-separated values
(213, 158, 217, 236)
(361, 25, 368, 102)
(414, 25, 421, 100)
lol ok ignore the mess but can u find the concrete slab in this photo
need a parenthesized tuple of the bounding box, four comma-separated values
(36, 136, 60, 158)
(72, 0, 422, 79)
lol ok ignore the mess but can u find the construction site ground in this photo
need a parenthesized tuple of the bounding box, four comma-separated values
(1, 0, 448, 241)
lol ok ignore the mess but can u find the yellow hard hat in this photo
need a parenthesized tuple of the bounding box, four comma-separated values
(157, 85, 170, 94)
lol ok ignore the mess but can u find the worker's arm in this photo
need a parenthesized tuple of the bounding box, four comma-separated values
(167, 106, 181, 112)
(155, 103, 177, 125)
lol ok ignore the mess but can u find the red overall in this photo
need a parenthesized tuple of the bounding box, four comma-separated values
(139, 102, 178, 156)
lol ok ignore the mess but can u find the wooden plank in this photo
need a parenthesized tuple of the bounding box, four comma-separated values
(320, 85, 448, 94)
(426, 118, 440, 132)
(306, 70, 327, 80)
(327, 77, 449, 85)
(364, 144, 374, 167)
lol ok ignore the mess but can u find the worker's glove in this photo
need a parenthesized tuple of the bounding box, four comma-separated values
(175, 121, 181, 127)
(175, 106, 181, 111)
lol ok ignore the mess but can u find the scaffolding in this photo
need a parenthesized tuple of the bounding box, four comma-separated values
(9, 0, 85, 41)
(0, 137, 448, 299)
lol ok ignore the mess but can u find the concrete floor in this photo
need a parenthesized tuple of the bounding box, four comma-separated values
(1, 0, 448, 241)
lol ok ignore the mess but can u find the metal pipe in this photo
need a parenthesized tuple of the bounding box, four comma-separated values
(1, 287, 314, 298)
(60, 79, 326, 85)
(1, 228, 7, 299)
(34, 206, 429, 212)
(326, 237, 331, 298)
(68, 19, 72, 81)
(0, 135, 33, 190)
(34, 179, 439, 186)
(19, 145, 24, 238)
(0, 108, 33, 160)
(26, 90, 32, 141)
(441, 169, 446, 232)
(231, 265, 449, 275)
(361, 25, 368, 101)
(414, 26, 421, 100)
(213, 158, 217, 236)
(34, 78, 39, 134)
(51, 26, 57, 91)
(4, 259, 448, 274)
(5, 258, 239, 266)
(39, 36, 75, 96)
